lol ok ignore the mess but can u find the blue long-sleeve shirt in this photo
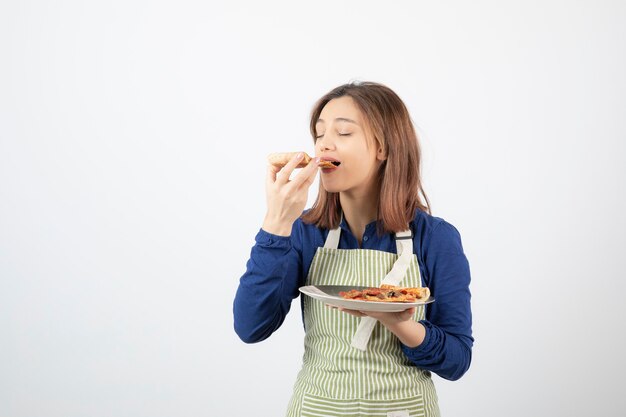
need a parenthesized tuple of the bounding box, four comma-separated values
(233, 209, 473, 381)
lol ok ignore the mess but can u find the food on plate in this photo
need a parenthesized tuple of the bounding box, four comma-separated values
(338, 284, 430, 303)
(267, 152, 338, 169)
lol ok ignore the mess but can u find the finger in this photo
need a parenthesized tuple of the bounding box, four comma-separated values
(289, 157, 319, 190)
(337, 307, 365, 317)
(275, 152, 305, 185)
(397, 307, 416, 318)
(266, 163, 280, 187)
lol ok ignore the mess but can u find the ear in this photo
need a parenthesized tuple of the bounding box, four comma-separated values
(376, 144, 387, 161)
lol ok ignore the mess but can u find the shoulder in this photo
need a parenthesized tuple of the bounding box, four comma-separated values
(411, 209, 465, 255)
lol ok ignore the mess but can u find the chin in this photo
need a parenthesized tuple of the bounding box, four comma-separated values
(320, 180, 342, 193)
(321, 185, 342, 193)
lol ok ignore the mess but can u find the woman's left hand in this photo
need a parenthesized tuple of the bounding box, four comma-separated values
(327, 305, 426, 348)
(335, 306, 416, 327)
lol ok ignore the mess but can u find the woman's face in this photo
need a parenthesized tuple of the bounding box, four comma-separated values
(314, 96, 385, 196)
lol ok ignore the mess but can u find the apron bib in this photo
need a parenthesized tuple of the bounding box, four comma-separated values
(287, 226, 440, 417)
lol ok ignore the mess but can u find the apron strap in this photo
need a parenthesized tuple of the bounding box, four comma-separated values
(351, 229, 414, 351)
(323, 212, 344, 249)
(323, 226, 342, 249)
(382, 230, 414, 286)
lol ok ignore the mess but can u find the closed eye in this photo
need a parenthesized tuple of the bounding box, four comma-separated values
(314, 133, 352, 140)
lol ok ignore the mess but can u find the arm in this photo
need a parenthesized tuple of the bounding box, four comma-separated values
(233, 228, 303, 343)
(233, 152, 319, 343)
(344, 220, 473, 380)
(401, 220, 473, 380)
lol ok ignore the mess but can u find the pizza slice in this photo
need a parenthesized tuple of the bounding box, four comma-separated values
(267, 152, 338, 169)
(338, 285, 430, 303)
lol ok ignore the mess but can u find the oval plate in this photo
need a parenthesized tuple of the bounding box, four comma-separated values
(299, 285, 435, 312)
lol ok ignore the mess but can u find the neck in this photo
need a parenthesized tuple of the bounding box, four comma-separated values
(340, 189, 379, 246)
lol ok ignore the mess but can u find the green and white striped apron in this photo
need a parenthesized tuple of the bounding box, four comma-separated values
(287, 225, 440, 417)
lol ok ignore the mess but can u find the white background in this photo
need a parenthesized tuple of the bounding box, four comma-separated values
(1, 1, 625, 416)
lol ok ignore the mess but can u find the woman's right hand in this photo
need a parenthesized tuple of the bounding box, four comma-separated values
(262, 152, 319, 236)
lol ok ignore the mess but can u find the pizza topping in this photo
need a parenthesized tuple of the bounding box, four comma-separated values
(338, 285, 430, 303)
(317, 160, 336, 169)
(318, 159, 340, 169)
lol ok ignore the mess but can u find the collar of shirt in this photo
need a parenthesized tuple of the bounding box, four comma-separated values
(338, 216, 378, 235)
(337, 217, 412, 250)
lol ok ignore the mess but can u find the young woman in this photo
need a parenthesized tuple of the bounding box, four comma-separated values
(234, 82, 473, 417)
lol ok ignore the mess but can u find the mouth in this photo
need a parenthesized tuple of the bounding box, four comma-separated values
(318, 158, 341, 169)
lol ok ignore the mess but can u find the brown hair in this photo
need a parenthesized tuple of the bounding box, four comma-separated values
(301, 81, 431, 234)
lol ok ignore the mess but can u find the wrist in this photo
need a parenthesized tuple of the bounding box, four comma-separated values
(386, 320, 426, 348)
(262, 216, 293, 236)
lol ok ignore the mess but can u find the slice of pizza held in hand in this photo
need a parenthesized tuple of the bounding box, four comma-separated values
(339, 284, 431, 303)
(267, 152, 337, 169)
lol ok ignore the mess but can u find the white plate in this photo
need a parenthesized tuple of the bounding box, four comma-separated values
(299, 285, 435, 312)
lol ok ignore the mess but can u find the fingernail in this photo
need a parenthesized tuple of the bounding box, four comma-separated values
(315, 157, 321, 163)
(296, 152, 304, 160)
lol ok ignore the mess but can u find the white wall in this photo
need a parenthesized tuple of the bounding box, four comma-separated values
(1, 1, 625, 416)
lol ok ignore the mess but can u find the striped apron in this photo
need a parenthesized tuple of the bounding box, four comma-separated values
(287, 225, 440, 417)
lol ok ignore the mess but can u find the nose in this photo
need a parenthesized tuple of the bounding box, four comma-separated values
(317, 133, 336, 152)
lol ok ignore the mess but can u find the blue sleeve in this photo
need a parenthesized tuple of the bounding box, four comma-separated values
(402, 221, 473, 380)
(233, 227, 303, 343)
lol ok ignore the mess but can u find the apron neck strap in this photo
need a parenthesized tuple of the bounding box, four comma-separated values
(324, 226, 342, 249)
(395, 229, 414, 256)
(323, 212, 344, 249)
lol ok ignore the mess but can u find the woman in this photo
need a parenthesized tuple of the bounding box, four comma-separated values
(234, 81, 473, 416)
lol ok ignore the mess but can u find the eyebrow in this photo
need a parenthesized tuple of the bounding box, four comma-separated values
(316, 117, 359, 125)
